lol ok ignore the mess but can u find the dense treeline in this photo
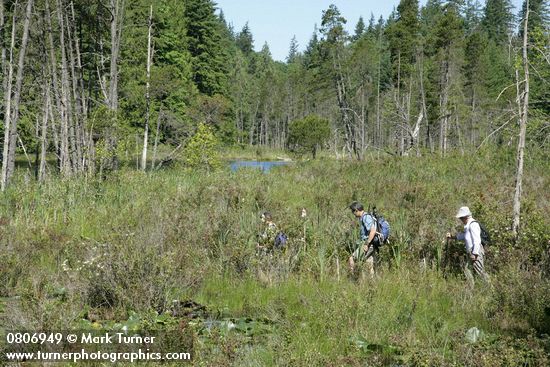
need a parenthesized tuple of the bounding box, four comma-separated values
(0, 0, 549, 185)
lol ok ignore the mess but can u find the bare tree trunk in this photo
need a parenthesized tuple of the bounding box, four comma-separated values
(44, 0, 62, 167)
(417, 53, 430, 155)
(70, 1, 86, 116)
(237, 106, 243, 145)
(7, 0, 33, 178)
(404, 63, 423, 157)
(17, 135, 31, 170)
(361, 86, 365, 156)
(376, 27, 382, 152)
(86, 128, 95, 175)
(141, 5, 153, 171)
(439, 57, 450, 157)
(403, 77, 413, 155)
(454, 110, 465, 155)
(48, 90, 60, 158)
(396, 51, 402, 154)
(65, 5, 87, 172)
(65, 10, 83, 172)
(0, 0, 17, 191)
(151, 108, 162, 170)
(2, 0, 33, 190)
(334, 49, 357, 159)
(39, 86, 51, 182)
(470, 89, 477, 145)
(512, 2, 530, 239)
(0, 0, 5, 97)
(106, 0, 124, 170)
(249, 100, 260, 146)
(134, 133, 139, 169)
(54, 0, 72, 176)
(259, 113, 264, 146)
(109, 0, 123, 111)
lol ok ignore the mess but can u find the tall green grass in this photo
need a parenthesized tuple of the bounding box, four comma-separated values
(1, 149, 549, 365)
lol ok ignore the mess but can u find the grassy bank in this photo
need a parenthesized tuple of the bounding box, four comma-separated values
(221, 146, 292, 161)
(1, 149, 549, 365)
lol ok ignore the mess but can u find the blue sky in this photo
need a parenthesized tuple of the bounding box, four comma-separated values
(215, 0, 525, 62)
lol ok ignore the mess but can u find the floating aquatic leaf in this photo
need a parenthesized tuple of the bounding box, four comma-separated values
(155, 312, 171, 325)
(349, 336, 402, 356)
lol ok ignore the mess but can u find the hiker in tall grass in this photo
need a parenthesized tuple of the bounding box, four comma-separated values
(257, 211, 278, 254)
(256, 211, 289, 284)
(299, 207, 312, 246)
(446, 207, 490, 283)
(348, 202, 381, 277)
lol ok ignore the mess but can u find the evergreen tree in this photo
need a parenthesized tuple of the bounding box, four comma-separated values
(123, 0, 197, 131)
(464, 0, 484, 34)
(482, 40, 513, 99)
(464, 30, 488, 93)
(218, 10, 234, 40)
(287, 35, 299, 63)
(184, 0, 229, 95)
(434, 1, 464, 52)
(249, 42, 273, 76)
(482, 0, 515, 45)
(367, 13, 376, 34)
(319, 5, 361, 158)
(302, 25, 329, 107)
(520, 0, 550, 115)
(320, 5, 348, 44)
(519, 0, 550, 39)
(420, 0, 443, 55)
(236, 22, 254, 55)
(376, 15, 386, 35)
(388, 0, 420, 81)
(228, 49, 253, 145)
(257, 43, 274, 73)
(303, 25, 322, 70)
(435, 1, 466, 153)
(353, 16, 366, 40)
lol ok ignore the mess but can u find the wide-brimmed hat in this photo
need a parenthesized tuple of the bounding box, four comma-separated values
(456, 206, 472, 218)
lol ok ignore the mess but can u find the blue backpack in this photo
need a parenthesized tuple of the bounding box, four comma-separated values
(367, 208, 391, 245)
(375, 215, 391, 244)
(274, 232, 288, 249)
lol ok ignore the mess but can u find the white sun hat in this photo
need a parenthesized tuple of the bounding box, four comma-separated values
(456, 206, 472, 218)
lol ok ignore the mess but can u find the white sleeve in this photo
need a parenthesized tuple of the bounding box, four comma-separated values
(456, 231, 465, 241)
(469, 222, 482, 255)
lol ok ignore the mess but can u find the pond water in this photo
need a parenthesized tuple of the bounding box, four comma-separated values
(229, 160, 290, 173)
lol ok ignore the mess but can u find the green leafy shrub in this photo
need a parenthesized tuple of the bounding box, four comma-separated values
(183, 123, 221, 170)
(288, 115, 330, 158)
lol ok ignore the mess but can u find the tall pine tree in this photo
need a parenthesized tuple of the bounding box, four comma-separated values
(287, 35, 299, 63)
(236, 22, 254, 55)
(388, 0, 420, 83)
(482, 0, 515, 45)
(185, 0, 229, 95)
(353, 16, 366, 41)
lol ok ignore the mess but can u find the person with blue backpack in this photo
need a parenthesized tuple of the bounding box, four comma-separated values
(348, 201, 390, 277)
(257, 211, 287, 254)
(255, 211, 288, 285)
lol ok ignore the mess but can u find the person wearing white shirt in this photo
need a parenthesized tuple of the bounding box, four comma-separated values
(446, 206, 489, 283)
